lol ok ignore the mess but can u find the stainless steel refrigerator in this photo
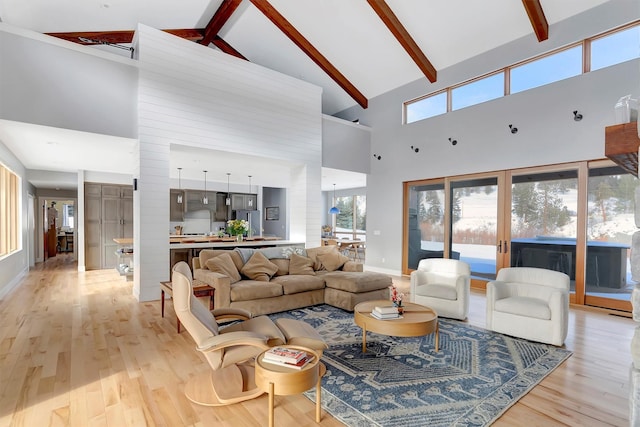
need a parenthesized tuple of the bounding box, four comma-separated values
(235, 210, 262, 237)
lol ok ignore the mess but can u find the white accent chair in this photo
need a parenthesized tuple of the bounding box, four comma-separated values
(410, 258, 471, 320)
(486, 267, 570, 346)
(171, 261, 326, 406)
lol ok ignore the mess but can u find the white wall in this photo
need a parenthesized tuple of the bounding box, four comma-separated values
(133, 24, 323, 301)
(336, 2, 640, 274)
(322, 115, 371, 174)
(0, 25, 138, 139)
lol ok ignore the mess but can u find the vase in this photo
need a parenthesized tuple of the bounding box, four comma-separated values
(397, 306, 404, 315)
(236, 234, 243, 242)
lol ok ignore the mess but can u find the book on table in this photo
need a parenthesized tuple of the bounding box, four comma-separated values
(374, 305, 399, 315)
(262, 354, 315, 370)
(264, 346, 307, 364)
(371, 311, 399, 320)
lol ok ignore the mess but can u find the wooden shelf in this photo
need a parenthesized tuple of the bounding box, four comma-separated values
(605, 121, 639, 177)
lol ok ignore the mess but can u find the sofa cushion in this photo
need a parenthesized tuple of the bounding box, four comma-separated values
(317, 251, 350, 272)
(322, 271, 392, 293)
(230, 280, 283, 302)
(289, 253, 315, 276)
(205, 253, 241, 284)
(241, 252, 279, 282)
(200, 249, 244, 272)
(416, 283, 457, 301)
(305, 245, 339, 271)
(494, 296, 551, 320)
(271, 274, 326, 294)
(270, 258, 290, 276)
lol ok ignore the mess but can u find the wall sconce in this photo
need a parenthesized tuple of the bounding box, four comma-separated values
(449, 137, 458, 146)
(202, 170, 209, 205)
(225, 173, 231, 205)
(573, 110, 583, 121)
(509, 124, 518, 134)
(410, 145, 419, 153)
(176, 167, 183, 203)
(373, 154, 381, 160)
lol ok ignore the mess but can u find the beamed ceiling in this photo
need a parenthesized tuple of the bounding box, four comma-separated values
(0, 0, 622, 190)
(0, 0, 612, 115)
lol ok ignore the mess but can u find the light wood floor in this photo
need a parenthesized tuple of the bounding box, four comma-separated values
(0, 254, 635, 426)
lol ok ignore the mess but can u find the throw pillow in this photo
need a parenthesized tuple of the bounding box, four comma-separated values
(241, 251, 279, 282)
(317, 251, 350, 272)
(288, 253, 315, 275)
(306, 245, 339, 271)
(205, 253, 242, 283)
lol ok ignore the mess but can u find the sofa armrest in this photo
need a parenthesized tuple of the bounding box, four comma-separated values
(194, 268, 232, 309)
(192, 257, 202, 270)
(343, 261, 363, 272)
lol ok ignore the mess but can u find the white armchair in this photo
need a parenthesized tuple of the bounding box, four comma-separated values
(410, 258, 471, 320)
(486, 267, 570, 346)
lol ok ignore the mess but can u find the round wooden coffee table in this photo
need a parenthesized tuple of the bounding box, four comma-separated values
(255, 345, 326, 427)
(354, 300, 439, 352)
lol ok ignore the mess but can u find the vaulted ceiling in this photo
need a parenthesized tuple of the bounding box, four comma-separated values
(0, 0, 612, 115)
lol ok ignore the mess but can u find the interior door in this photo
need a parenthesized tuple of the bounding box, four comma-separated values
(102, 197, 121, 268)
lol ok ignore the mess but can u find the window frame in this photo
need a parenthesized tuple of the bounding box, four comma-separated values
(0, 162, 21, 259)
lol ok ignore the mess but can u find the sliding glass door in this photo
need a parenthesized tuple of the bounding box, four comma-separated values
(404, 160, 634, 312)
(509, 168, 580, 294)
(585, 163, 638, 311)
(449, 175, 502, 283)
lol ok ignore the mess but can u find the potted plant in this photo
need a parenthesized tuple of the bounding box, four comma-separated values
(227, 219, 249, 242)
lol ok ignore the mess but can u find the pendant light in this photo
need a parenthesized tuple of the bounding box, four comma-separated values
(329, 184, 340, 214)
(202, 170, 209, 205)
(176, 168, 183, 204)
(247, 175, 253, 208)
(226, 173, 231, 205)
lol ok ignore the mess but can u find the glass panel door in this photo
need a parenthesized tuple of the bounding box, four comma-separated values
(510, 169, 579, 292)
(449, 177, 500, 281)
(585, 165, 638, 309)
(406, 182, 445, 270)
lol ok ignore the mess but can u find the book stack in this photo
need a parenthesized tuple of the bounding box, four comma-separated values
(371, 305, 400, 320)
(262, 347, 315, 370)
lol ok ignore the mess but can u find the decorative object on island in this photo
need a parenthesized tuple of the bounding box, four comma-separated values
(227, 219, 249, 240)
(389, 284, 404, 314)
(322, 225, 332, 237)
(176, 167, 183, 204)
(329, 184, 339, 215)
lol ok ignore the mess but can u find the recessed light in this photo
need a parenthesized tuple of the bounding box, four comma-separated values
(101, 3, 110, 8)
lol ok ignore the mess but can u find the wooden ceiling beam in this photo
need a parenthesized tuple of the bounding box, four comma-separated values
(46, 29, 205, 45)
(367, 0, 437, 83)
(212, 36, 248, 60)
(249, 0, 368, 109)
(522, 0, 549, 42)
(46, 29, 247, 60)
(199, 0, 243, 46)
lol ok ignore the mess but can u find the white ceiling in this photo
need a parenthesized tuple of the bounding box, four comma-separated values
(0, 0, 613, 191)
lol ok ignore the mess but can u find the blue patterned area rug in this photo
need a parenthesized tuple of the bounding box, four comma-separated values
(269, 304, 571, 427)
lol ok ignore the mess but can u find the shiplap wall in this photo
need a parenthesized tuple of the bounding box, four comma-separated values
(134, 24, 322, 301)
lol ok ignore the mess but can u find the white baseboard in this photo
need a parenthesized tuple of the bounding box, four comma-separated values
(0, 267, 28, 300)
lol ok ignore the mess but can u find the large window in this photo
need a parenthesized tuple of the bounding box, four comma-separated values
(510, 45, 582, 94)
(0, 163, 20, 257)
(333, 195, 366, 239)
(591, 25, 640, 71)
(451, 73, 504, 111)
(405, 91, 447, 123)
(404, 22, 639, 124)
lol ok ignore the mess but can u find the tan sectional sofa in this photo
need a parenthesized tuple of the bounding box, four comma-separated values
(192, 245, 391, 315)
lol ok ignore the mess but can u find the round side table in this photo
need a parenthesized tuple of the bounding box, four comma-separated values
(255, 345, 326, 427)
